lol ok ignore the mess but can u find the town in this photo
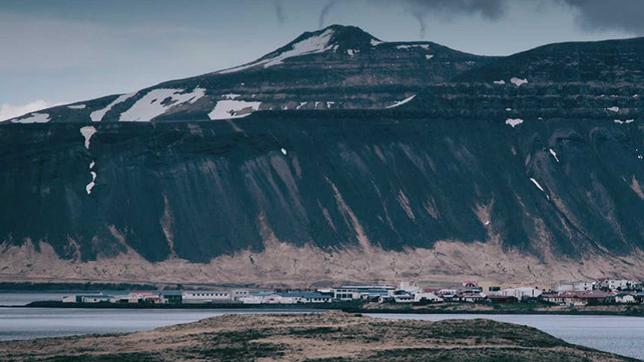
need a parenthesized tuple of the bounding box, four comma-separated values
(60, 278, 644, 307)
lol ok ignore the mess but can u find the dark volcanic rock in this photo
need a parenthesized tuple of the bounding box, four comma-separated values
(0, 25, 642, 276)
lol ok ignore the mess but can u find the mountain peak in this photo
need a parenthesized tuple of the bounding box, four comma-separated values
(216, 25, 382, 74)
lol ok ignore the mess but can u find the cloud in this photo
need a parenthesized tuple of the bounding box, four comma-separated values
(380, 0, 507, 38)
(273, 0, 286, 23)
(316, 0, 508, 38)
(558, 0, 644, 34)
(319, 0, 339, 28)
(0, 100, 55, 121)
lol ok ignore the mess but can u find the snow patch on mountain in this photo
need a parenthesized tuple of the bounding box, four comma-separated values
(493, 80, 506, 85)
(208, 100, 262, 120)
(386, 95, 416, 109)
(220, 28, 336, 74)
(86, 170, 97, 195)
(606, 106, 620, 112)
(90, 92, 136, 122)
(396, 44, 430, 50)
(505, 118, 524, 127)
(67, 104, 86, 110)
(510, 77, 528, 87)
(11, 113, 50, 124)
(119, 87, 205, 122)
(80, 126, 97, 149)
(549, 148, 560, 163)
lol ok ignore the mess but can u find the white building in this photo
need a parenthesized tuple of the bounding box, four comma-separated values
(182, 291, 232, 304)
(413, 292, 443, 303)
(498, 287, 542, 300)
(601, 280, 640, 291)
(615, 294, 636, 304)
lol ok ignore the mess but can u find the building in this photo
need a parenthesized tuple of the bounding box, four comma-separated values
(542, 291, 613, 306)
(278, 291, 333, 303)
(599, 280, 641, 291)
(231, 289, 250, 301)
(182, 290, 232, 304)
(160, 291, 182, 304)
(555, 281, 595, 293)
(413, 291, 443, 303)
(62, 293, 111, 303)
(333, 285, 395, 301)
(497, 287, 542, 300)
(615, 293, 636, 304)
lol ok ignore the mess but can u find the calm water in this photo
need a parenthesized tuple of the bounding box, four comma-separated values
(367, 313, 644, 360)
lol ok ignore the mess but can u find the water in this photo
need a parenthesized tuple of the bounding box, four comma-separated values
(0, 291, 128, 306)
(367, 313, 644, 360)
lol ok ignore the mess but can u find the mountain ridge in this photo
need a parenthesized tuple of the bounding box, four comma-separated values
(0, 25, 642, 286)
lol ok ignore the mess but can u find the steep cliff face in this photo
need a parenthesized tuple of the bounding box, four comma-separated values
(0, 25, 642, 284)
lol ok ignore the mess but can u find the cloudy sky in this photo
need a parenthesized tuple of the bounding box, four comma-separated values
(2, 0, 643, 120)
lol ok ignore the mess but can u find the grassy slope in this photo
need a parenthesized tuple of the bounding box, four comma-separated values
(0, 312, 634, 361)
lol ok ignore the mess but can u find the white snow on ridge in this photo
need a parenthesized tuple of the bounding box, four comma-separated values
(296, 102, 308, 110)
(625, 119, 635, 124)
(606, 106, 620, 113)
(11, 113, 50, 124)
(396, 44, 430, 50)
(67, 104, 86, 110)
(90, 92, 136, 122)
(264, 28, 335, 67)
(505, 118, 524, 127)
(386, 95, 416, 109)
(208, 100, 262, 120)
(529, 178, 546, 193)
(425, 54, 434, 60)
(370, 39, 384, 46)
(614, 119, 624, 124)
(119, 87, 205, 122)
(281, 148, 287, 155)
(223, 93, 241, 100)
(80, 126, 97, 149)
(86, 170, 97, 195)
(219, 29, 337, 73)
(510, 77, 528, 87)
(493, 80, 506, 85)
(549, 148, 560, 163)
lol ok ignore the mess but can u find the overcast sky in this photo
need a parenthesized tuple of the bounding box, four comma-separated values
(2, 0, 643, 120)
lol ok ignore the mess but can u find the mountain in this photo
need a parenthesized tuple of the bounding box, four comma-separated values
(0, 25, 642, 287)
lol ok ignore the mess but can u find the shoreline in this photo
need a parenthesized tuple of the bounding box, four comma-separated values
(8, 300, 643, 317)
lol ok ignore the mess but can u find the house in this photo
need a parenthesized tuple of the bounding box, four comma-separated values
(615, 293, 636, 304)
(239, 291, 322, 304)
(458, 291, 486, 303)
(61, 293, 112, 303)
(392, 290, 414, 303)
(231, 289, 250, 301)
(182, 290, 232, 304)
(555, 281, 596, 293)
(123, 292, 161, 304)
(160, 291, 183, 304)
(599, 279, 641, 291)
(277, 291, 333, 303)
(333, 285, 395, 301)
(436, 289, 458, 302)
(497, 287, 542, 300)
(544, 291, 613, 306)
(413, 291, 443, 303)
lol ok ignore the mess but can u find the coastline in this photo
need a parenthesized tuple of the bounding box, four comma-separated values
(12, 300, 643, 317)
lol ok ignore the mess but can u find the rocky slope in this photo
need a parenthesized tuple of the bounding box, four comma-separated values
(0, 313, 633, 361)
(0, 25, 642, 286)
